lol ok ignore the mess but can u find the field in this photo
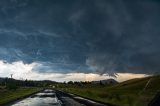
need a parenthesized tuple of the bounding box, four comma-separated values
(58, 75, 160, 106)
(0, 87, 42, 105)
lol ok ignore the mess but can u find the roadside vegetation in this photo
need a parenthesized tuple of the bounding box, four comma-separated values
(57, 75, 160, 106)
(0, 87, 42, 105)
(0, 75, 159, 106)
(0, 78, 55, 105)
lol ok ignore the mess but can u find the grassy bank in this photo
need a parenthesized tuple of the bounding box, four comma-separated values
(58, 75, 160, 106)
(0, 87, 42, 105)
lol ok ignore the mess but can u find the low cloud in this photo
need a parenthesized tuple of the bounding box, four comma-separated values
(86, 54, 118, 76)
(0, 60, 146, 82)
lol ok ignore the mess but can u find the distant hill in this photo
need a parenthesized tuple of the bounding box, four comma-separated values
(92, 78, 118, 85)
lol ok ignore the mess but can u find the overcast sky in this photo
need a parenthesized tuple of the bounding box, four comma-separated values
(0, 0, 159, 81)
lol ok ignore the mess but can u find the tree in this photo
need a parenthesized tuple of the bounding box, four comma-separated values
(68, 81, 74, 84)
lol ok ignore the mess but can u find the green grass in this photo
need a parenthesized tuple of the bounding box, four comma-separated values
(58, 75, 160, 106)
(0, 87, 42, 105)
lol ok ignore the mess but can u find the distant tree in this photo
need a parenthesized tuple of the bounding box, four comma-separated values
(6, 83, 18, 90)
(68, 81, 74, 84)
(110, 81, 113, 84)
(25, 79, 28, 86)
(63, 81, 66, 84)
(6, 78, 18, 90)
(100, 80, 104, 85)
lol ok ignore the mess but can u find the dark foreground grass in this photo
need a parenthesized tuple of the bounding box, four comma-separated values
(0, 87, 42, 105)
(59, 75, 160, 106)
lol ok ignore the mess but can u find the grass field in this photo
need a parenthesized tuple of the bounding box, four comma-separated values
(59, 75, 160, 106)
(0, 87, 42, 105)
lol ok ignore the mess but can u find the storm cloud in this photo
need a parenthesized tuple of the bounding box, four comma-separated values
(0, 0, 160, 76)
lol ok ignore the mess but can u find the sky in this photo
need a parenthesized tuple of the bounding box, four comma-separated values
(0, 0, 160, 82)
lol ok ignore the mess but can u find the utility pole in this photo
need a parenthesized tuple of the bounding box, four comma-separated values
(10, 74, 13, 79)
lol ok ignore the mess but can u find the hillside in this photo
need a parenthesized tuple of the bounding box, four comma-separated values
(109, 75, 160, 90)
(59, 75, 160, 106)
(92, 79, 118, 85)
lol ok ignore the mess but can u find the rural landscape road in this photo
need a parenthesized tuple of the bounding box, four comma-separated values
(56, 90, 108, 106)
(6, 89, 109, 106)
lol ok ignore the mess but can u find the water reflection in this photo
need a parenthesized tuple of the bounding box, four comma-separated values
(11, 89, 62, 106)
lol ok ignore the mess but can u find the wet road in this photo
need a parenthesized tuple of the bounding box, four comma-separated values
(7, 89, 108, 106)
(56, 90, 108, 106)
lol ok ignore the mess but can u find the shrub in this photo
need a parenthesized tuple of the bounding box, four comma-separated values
(6, 83, 18, 90)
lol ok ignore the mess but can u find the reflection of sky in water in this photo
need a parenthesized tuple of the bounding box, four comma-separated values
(11, 93, 60, 106)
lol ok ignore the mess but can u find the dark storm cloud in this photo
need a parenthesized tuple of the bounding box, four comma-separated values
(0, 0, 160, 75)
